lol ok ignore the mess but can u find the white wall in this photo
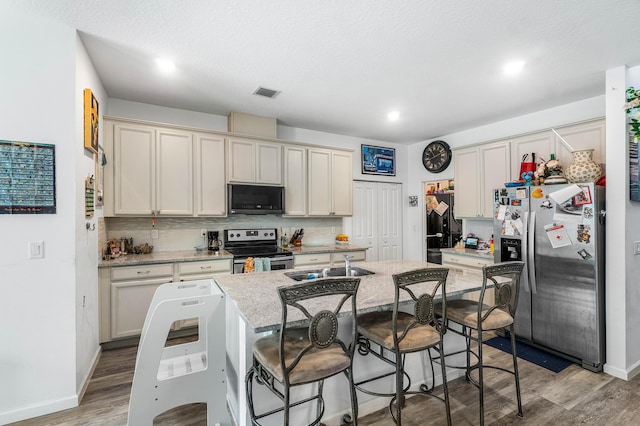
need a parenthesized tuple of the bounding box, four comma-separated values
(0, 10, 83, 424)
(74, 37, 106, 396)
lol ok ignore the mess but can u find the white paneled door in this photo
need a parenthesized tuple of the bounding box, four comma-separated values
(351, 181, 403, 261)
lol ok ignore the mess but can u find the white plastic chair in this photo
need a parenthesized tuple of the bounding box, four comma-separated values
(127, 279, 229, 425)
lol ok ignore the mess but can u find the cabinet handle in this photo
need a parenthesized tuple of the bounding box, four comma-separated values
(310, 258, 318, 261)
(200, 266, 212, 270)
(137, 270, 151, 275)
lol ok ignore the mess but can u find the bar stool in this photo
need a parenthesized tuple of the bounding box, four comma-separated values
(435, 261, 524, 426)
(245, 277, 361, 426)
(353, 268, 451, 425)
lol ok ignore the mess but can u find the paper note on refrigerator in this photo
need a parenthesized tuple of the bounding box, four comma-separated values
(544, 223, 572, 248)
(548, 184, 582, 204)
(496, 205, 507, 220)
(434, 201, 449, 216)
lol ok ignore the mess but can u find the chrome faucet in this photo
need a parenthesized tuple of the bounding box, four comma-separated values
(343, 254, 353, 276)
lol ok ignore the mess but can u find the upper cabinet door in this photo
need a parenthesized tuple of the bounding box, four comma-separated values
(511, 132, 554, 180)
(453, 147, 480, 218)
(331, 150, 353, 216)
(156, 129, 194, 216)
(227, 138, 283, 184)
(114, 123, 155, 215)
(308, 148, 332, 216)
(195, 133, 226, 216)
(554, 119, 606, 168)
(283, 145, 307, 216)
(227, 138, 256, 182)
(256, 141, 282, 185)
(480, 141, 510, 218)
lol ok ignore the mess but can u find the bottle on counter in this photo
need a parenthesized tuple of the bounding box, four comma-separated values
(489, 234, 495, 254)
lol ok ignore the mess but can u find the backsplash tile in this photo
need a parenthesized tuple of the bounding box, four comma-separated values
(103, 216, 343, 253)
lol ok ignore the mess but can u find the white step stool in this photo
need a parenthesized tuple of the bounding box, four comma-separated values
(127, 279, 230, 425)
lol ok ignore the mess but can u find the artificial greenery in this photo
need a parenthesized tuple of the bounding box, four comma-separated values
(625, 87, 640, 142)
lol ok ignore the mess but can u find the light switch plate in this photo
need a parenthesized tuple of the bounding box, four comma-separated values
(635, 241, 640, 255)
(28, 241, 44, 259)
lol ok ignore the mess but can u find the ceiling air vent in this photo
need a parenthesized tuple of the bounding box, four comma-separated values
(253, 86, 280, 98)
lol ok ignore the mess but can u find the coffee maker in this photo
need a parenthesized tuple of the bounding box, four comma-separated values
(207, 231, 221, 252)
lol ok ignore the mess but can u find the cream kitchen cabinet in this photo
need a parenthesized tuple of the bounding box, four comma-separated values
(308, 148, 353, 216)
(510, 132, 555, 181)
(100, 258, 232, 343)
(283, 145, 307, 216)
(107, 263, 175, 340)
(195, 133, 226, 216)
(553, 119, 606, 170)
(108, 121, 194, 216)
(177, 259, 232, 281)
(454, 141, 510, 218)
(227, 137, 282, 185)
(441, 250, 494, 302)
(293, 253, 332, 269)
(175, 259, 232, 328)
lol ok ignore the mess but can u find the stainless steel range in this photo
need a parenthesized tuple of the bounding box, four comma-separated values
(224, 228, 294, 274)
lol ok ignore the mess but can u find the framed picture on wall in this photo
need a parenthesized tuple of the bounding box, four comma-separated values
(84, 88, 99, 154)
(361, 144, 396, 176)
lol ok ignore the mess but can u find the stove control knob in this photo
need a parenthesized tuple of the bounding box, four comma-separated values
(235, 233, 240, 238)
(269, 232, 274, 236)
(264, 232, 268, 237)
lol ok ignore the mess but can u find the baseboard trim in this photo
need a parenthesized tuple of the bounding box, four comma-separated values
(0, 395, 77, 425)
(78, 346, 102, 404)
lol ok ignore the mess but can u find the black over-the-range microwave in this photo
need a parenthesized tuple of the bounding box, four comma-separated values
(227, 184, 285, 215)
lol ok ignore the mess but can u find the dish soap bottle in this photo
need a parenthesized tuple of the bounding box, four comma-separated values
(489, 235, 494, 254)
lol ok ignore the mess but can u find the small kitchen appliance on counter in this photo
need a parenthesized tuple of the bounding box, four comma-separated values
(207, 231, 221, 252)
(224, 228, 294, 273)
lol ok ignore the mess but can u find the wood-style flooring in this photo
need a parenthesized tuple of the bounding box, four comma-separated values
(9, 336, 640, 426)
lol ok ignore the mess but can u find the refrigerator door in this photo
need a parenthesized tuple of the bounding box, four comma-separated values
(426, 194, 461, 264)
(529, 183, 604, 369)
(493, 186, 531, 340)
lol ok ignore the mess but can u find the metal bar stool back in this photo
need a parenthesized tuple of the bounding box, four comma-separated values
(246, 277, 361, 426)
(354, 268, 451, 425)
(435, 261, 524, 426)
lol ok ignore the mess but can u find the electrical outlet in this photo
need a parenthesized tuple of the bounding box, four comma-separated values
(201, 228, 208, 237)
(635, 241, 640, 255)
(331, 227, 336, 234)
(28, 241, 44, 259)
(151, 229, 159, 239)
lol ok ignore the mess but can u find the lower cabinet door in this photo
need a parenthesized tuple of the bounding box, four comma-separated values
(110, 277, 172, 339)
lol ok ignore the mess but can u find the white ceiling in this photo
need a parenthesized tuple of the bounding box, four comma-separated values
(6, 0, 640, 144)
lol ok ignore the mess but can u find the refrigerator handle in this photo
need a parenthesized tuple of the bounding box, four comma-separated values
(521, 211, 530, 294)
(528, 211, 537, 294)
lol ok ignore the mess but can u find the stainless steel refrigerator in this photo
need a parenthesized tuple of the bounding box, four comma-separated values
(493, 183, 605, 371)
(426, 193, 462, 264)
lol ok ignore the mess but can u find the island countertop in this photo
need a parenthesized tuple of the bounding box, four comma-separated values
(215, 259, 484, 333)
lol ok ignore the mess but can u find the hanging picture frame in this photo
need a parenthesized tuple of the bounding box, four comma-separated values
(361, 144, 396, 176)
(84, 88, 99, 154)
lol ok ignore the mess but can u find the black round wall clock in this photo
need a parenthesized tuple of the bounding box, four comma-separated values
(422, 140, 452, 173)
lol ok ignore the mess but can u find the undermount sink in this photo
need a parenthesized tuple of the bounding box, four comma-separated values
(285, 266, 375, 281)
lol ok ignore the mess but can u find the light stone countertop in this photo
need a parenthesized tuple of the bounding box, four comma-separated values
(215, 259, 485, 333)
(440, 247, 495, 260)
(98, 249, 234, 268)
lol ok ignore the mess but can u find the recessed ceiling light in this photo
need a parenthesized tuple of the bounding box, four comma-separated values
(156, 58, 176, 72)
(387, 111, 400, 121)
(504, 60, 525, 76)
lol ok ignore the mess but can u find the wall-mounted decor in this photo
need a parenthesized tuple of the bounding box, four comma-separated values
(95, 145, 105, 206)
(361, 144, 395, 176)
(630, 131, 639, 201)
(85, 175, 94, 218)
(84, 88, 99, 154)
(0, 140, 56, 214)
(408, 195, 418, 207)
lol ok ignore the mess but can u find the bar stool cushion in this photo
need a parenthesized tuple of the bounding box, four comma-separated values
(358, 311, 441, 352)
(253, 328, 351, 385)
(436, 300, 513, 331)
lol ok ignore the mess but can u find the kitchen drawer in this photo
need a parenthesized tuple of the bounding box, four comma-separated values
(111, 263, 174, 281)
(178, 259, 232, 276)
(332, 250, 366, 264)
(294, 253, 332, 268)
(442, 253, 494, 269)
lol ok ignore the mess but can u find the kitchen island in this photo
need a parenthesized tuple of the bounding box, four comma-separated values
(215, 259, 485, 425)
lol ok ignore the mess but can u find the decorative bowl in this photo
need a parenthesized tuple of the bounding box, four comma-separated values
(335, 240, 350, 246)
